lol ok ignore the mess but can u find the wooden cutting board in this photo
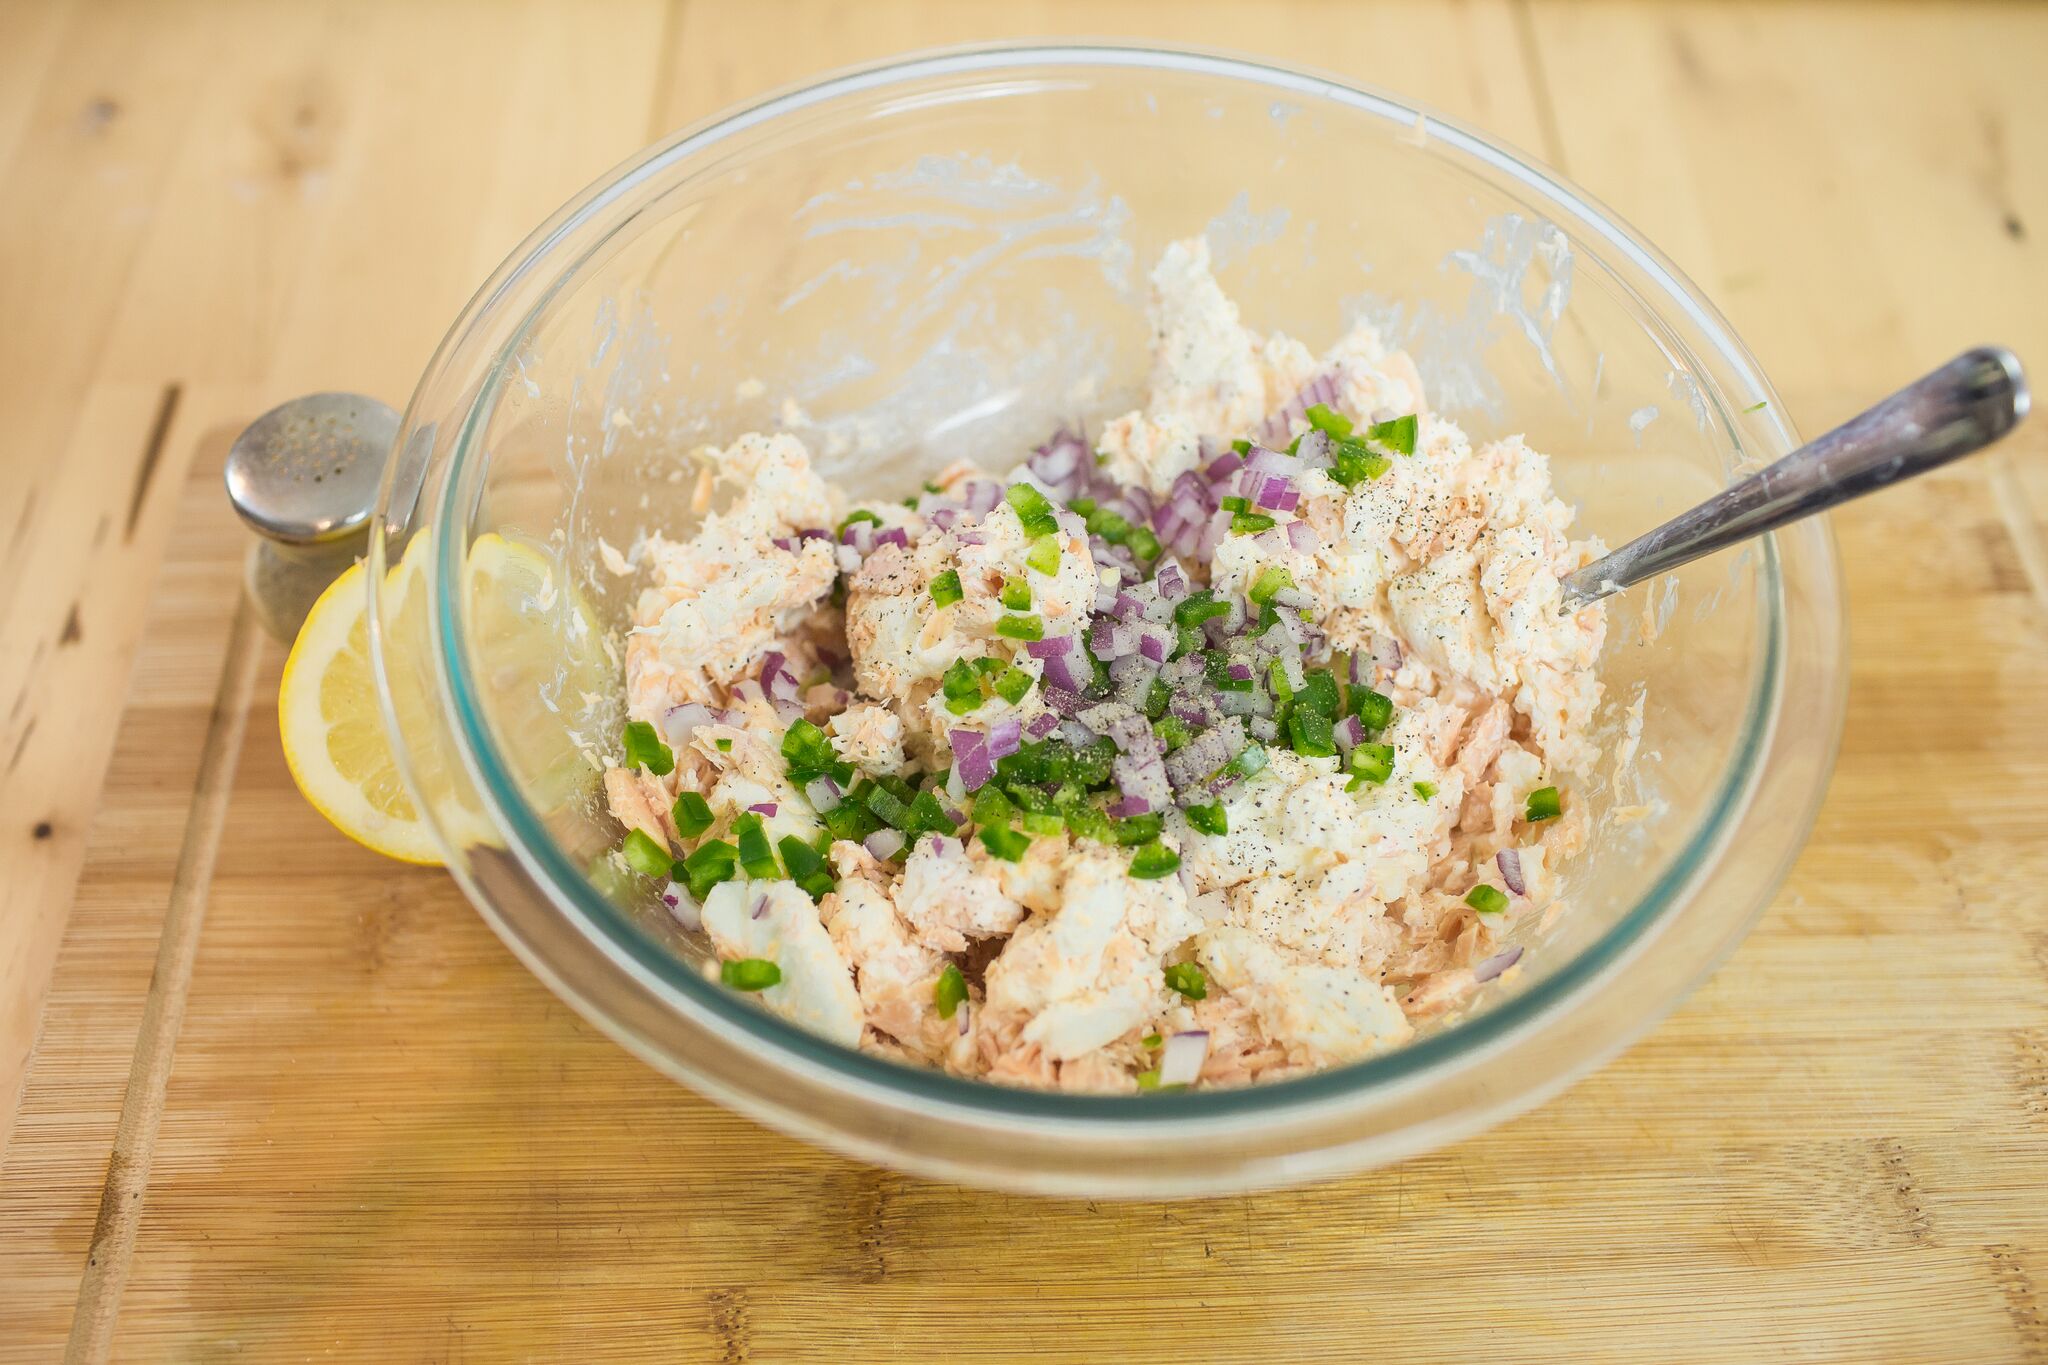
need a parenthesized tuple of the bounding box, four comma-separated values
(4, 2, 2046, 1360)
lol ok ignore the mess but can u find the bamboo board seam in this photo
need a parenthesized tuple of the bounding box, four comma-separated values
(62, 594, 263, 1364)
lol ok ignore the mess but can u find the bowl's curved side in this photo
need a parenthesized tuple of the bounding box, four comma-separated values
(369, 42, 1847, 1195)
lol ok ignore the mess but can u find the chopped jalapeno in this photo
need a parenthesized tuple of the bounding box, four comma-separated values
(721, 958, 781, 991)
(671, 791, 714, 840)
(1127, 840, 1180, 879)
(934, 963, 967, 1019)
(733, 813, 780, 880)
(620, 828, 672, 878)
(621, 720, 674, 776)
(681, 839, 739, 899)
(1163, 961, 1207, 1000)
(1347, 742, 1394, 785)
(1183, 801, 1228, 836)
(993, 666, 1035, 705)
(980, 826, 1032, 861)
(1464, 884, 1509, 915)
(1525, 786, 1563, 822)
(1305, 403, 1353, 439)
(929, 569, 964, 609)
(1353, 687, 1394, 731)
(1366, 413, 1419, 455)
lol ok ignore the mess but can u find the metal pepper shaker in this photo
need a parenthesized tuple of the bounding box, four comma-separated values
(223, 392, 399, 641)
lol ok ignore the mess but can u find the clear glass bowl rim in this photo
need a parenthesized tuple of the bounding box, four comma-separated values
(393, 40, 1817, 1133)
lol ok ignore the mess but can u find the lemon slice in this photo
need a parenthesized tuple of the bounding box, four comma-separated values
(279, 532, 611, 864)
(280, 552, 444, 863)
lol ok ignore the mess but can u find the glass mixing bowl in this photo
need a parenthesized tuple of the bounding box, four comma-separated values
(367, 44, 1845, 1195)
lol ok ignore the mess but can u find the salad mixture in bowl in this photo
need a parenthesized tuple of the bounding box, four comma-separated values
(602, 240, 1607, 1093)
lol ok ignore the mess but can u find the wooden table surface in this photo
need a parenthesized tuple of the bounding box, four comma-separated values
(4, 1, 2047, 1359)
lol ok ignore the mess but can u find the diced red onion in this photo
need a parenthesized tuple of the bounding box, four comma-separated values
(1295, 428, 1334, 471)
(1026, 712, 1062, 739)
(797, 527, 831, 543)
(1024, 634, 1073, 660)
(1154, 560, 1189, 602)
(1474, 945, 1524, 982)
(1258, 369, 1342, 446)
(930, 507, 958, 532)
(663, 882, 701, 932)
(1284, 519, 1317, 553)
(986, 716, 1023, 760)
(1202, 449, 1245, 485)
(729, 679, 766, 706)
(1216, 690, 1257, 717)
(875, 526, 909, 551)
(1158, 1030, 1209, 1087)
(1088, 617, 1117, 659)
(963, 480, 1002, 517)
(864, 828, 905, 861)
(772, 536, 794, 552)
(1138, 630, 1168, 664)
(1040, 684, 1088, 716)
(747, 802, 777, 818)
(662, 702, 716, 747)
(805, 776, 841, 812)
(1106, 795, 1151, 818)
(1247, 715, 1279, 743)
(1056, 719, 1096, 747)
(955, 529, 986, 546)
(751, 894, 770, 920)
(1028, 426, 1087, 494)
(760, 651, 785, 683)
(1371, 632, 1404, 674)
(951, 728, 992, 791)
(1042, 649, 1089, 697)
(1332, 714, 1365, 753)
(1497, 848, 1528, 896)
(1250, 473, 1299, 512)
(1270, 586, 1313, 611)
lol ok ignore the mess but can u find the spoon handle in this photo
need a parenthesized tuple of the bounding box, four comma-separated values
(1560, 346, 2029, 610)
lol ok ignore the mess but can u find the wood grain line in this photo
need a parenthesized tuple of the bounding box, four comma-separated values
(1508, 0, 1568, 171)
(646, 0, 686, 140)
(1989, 454, 2048, 619)
(120, 382, 180, 544)
(63, 595, 261, 1365)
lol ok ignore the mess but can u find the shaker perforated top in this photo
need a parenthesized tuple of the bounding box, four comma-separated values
(223, 392, 399, 546)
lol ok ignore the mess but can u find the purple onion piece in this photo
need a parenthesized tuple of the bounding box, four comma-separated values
(1474, 945, 1524, 983)
(1284, 519, 1317, 553)
(986, 716, 1023, 760)
(864, 828, 905, 861)
(751, 895, 770, 920)
(951, 729, 992, 791)
(1024, 633, 1073, 660)
(1157, 1030, 1210, 1087)
(1497, 847, 1528, 896)
(747, 802, 777, 818)
(1026, 712, 1062, 739)
(1106, 795, 1151, 818)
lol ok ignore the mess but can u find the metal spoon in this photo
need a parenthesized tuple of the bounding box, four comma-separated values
(1560, 346, 2029, 611)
